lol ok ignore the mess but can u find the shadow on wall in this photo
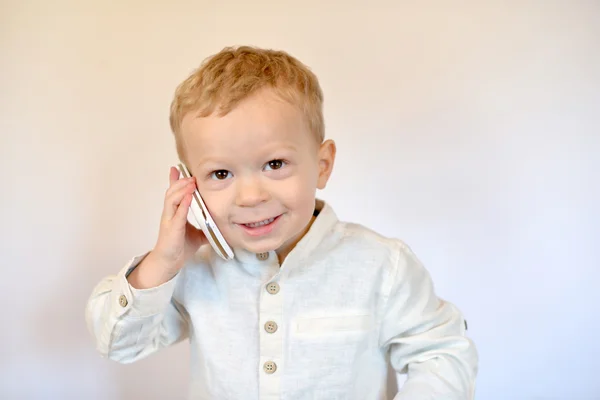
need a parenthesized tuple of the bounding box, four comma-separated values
(81, 161, 191, 399)
(21, 159, 187, 399)
(23, 168, 122, 398)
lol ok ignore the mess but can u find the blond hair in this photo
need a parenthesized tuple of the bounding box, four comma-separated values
(169, 46, 324, 160)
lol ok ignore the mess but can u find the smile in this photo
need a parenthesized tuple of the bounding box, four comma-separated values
(237, 215, 282, 237)
(243, 217, 276, 228)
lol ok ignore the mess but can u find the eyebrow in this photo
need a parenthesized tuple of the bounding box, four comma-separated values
(271, 144, 298, 153)
(195, 157, 225, 170)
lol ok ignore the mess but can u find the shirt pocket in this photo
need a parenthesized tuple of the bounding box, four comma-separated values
(294, 313, 374, 338)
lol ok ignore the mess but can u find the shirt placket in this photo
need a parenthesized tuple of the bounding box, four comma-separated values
(257, 251, 284, 400)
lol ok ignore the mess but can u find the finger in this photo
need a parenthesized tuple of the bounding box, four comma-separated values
(165, 175, 195, 198)
(173, 191, 193, 224)
(169, 166, 195, 188)
(163, 182, 194, 220)
(163, 181, 195, 221)
(169, 166, 180, 185)
(168, 166, 191, 186)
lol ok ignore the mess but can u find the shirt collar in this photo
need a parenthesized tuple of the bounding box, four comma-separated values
(231, 198, 338, 267)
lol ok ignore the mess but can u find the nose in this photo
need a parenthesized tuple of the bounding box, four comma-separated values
(234, 175, 270, 208)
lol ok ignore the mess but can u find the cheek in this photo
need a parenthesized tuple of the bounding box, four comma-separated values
(277, 173, 317, 209)
(201, 190, 232, 223)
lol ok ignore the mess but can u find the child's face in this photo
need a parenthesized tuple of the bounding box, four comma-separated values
(180, 88, 335, 258)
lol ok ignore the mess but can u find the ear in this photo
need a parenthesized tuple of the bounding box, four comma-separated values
(316, 139, 336, 190)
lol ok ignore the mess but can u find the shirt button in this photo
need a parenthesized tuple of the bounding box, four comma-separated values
(264, 321, 278, 334)
(256, 252, 269, 261)
(266, 282, 280, 295)
(118, 295, 128, 307)
(263, 361, 277, 374)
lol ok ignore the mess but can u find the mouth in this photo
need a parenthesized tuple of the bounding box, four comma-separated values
(242, 217, 277, 228)
(236, 215, 282, 237)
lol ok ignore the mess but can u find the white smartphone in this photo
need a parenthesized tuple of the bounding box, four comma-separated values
(176, 163, 235, 261)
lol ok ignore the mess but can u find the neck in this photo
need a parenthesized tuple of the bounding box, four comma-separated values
(275, 214, 317, 265)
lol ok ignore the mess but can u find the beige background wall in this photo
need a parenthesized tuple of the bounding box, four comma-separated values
(1, 1, 599, 399)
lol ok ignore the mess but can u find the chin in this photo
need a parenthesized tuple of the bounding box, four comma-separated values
(235, 233, 290, 253)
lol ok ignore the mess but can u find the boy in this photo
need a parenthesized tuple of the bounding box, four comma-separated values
(85, 46, 478, 399)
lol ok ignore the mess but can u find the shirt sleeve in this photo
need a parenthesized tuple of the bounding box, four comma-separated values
(85, 252, 190, 364)
(379, 242, 479, 399)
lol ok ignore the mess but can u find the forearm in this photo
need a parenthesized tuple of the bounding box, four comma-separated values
(382, 241, 478, 399)
(127, 251, 178, 289)
(392, 338, 477, 400)
(85, 254, 187, 363)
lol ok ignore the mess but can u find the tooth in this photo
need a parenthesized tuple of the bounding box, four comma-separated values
(244, 217, 275, 228)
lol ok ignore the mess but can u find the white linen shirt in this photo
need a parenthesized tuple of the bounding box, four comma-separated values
(85, 200, 478, 399)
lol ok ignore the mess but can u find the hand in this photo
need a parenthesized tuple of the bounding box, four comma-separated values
(153, 166, 207, 271)
(128, 167, 207, 288)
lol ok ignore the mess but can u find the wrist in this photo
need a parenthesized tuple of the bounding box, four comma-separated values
(127, 251, 179, 289)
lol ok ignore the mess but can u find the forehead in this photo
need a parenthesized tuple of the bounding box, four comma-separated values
(181, 90, 314, 158)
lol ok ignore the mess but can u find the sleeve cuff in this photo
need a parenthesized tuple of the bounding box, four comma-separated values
(109, 252, 180, 319)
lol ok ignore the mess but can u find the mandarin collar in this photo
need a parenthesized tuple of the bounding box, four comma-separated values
(231, 199, 338, 267)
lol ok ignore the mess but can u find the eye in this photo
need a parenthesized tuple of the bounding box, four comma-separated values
(210, 170, 232, 180)
(264, 159, 286, 171)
